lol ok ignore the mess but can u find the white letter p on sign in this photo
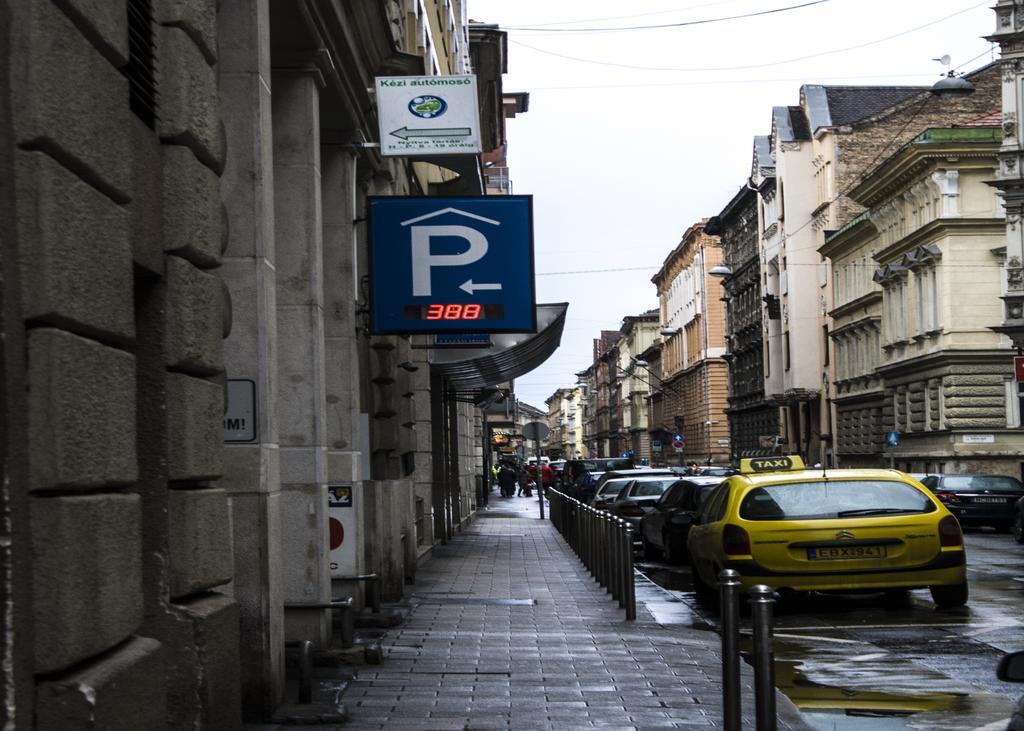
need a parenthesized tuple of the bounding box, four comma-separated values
(411, 225, 489, 296)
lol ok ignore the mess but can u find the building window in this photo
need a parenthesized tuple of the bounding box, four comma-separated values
(783, 331, 791, 371)
(914, 270, 925, 336)
(1006, 378, 1023, 428)
(126, 0, 157, 129)
(822, 325, 830, 367)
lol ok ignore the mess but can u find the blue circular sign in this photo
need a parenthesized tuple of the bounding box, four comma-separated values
(408, 95, 447, 119)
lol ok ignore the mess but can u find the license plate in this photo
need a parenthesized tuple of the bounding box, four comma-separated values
(807, 545, 885, 560)
(972, 497, 1007, 504)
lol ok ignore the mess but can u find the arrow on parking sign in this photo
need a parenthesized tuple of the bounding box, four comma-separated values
(390, 126, 472, 140)
(459, 279, 502, 295)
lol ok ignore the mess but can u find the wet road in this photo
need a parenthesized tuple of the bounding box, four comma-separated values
(636, 528, 1024, 730)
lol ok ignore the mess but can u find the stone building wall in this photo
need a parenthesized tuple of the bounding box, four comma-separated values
(4, 0, 239, 727)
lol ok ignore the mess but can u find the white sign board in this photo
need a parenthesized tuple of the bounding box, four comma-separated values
(962, 434, 995, 444)
(328, 485, 357, 578)
(376, 75, 481, 157)
(224, 379, 257, 443)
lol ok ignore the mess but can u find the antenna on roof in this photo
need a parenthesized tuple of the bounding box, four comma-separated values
(930, 55, 975, 98)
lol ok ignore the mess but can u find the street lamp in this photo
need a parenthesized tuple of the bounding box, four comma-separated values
(659, 327, 681, 337)
(709, 264, 733, 278)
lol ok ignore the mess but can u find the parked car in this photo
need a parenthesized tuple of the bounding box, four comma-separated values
(606, 475, 680, 538)
(590, 476, 644, 511)
(998, 651, 1024, 731)
(697, 466, 738, 478)
(549, 459, 567, 484)
(588, 469, 677, 509)
(640, 476, 723, 562)
(919, 474, 1024, 532)
(563, 457, 636, 498)
(687, 455, 968, 608)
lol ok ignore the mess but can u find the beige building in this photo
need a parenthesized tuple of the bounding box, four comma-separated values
(545, 386, 584, 459)
(757, 70, 1000, 465)
(652, 222, 730, 464)
(617, 311, 660, 460)
(822, 122, 1024, 474)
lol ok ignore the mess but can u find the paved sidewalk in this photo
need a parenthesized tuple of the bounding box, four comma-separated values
(337, 494, 813, 730)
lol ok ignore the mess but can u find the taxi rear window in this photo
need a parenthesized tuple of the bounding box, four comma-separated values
(739, 480, 936, 521)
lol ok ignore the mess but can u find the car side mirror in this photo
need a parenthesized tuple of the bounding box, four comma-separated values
(998, 651, 1024, 682)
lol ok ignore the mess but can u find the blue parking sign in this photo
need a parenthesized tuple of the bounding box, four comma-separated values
(368, 196, 536, 333)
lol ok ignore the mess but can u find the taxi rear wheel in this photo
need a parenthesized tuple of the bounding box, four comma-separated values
(930, 581, 968, 609)
(690, 558, 716, 601)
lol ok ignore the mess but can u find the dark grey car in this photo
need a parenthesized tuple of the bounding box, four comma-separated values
(639, 477, 722, 562)
(607, 476, 679, 538)
(921, 474, 1024, 531)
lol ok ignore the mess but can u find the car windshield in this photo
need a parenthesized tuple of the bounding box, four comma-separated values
(596, 479, 632, 498)
(631, 479, 676, 497)
(582, 458, 633, 472)
(738, 480, 936, 521)
(940, 475, 1024, 492)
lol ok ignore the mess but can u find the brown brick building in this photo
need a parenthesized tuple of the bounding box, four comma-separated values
(652, 221, 731, 465)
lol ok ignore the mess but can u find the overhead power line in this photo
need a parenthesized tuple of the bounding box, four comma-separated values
(510, 0, 752, 28)
(503, 0, 832, 33)
(509, 0, 989, 73)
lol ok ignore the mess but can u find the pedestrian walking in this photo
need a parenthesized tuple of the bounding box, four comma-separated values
(497, 462, 517, 497)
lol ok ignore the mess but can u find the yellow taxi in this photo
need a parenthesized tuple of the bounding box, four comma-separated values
(685, 456, 968, 608)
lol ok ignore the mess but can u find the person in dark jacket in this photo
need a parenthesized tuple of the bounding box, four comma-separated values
(497, 462, 517, 497)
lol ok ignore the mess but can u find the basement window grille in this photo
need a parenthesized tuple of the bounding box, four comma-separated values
(125, 0, 157, 128)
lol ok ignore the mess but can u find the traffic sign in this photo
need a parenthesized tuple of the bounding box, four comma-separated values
(522, 421, 550, 441)
(885, 431, 900, 447)
(376, 76, 482, 157)
(368, 196, 535, 334)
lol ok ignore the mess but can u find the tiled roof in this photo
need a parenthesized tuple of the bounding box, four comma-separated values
(823, 86, 927, 126)
(956, 108, 1001, 127)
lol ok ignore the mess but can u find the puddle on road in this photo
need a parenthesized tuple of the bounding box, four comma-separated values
(637, 562, 1014, 730)
(762, 635, 1012, 730)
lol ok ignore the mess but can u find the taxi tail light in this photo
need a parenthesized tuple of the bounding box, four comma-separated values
(938, 515, 963, 547)
(934, 491, 961, 504)
(722, 524, 751, 556)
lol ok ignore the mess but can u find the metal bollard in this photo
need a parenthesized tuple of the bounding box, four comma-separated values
(718, 569, 742, 731)
(609, 516, 621, 602)
(616, 518, 629, 608)
(590, 507, 598, 576)
(750, 584, 777, 731)
(623, 525, 636, 621)
(598, 509, 606, 589)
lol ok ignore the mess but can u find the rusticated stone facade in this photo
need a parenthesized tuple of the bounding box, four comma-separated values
(3, 0, 239, 727)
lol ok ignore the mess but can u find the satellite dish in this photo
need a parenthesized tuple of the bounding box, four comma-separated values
(939, 54, 951, 66)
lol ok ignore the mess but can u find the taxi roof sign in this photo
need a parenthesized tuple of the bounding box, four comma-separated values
(739, 455, 806, 474)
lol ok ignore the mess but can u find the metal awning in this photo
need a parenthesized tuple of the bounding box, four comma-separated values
(431, 303, 568, 389)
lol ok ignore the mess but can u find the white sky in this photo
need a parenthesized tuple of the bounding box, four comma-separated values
(466, 0, 996, 410)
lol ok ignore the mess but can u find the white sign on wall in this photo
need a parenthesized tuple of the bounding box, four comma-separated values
(376, 75, 482, 157)
(328, 485, 357, 578)
(962, 434, 995, 444)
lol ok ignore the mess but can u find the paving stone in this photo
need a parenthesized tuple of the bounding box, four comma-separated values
(330, 497, 814, 731)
